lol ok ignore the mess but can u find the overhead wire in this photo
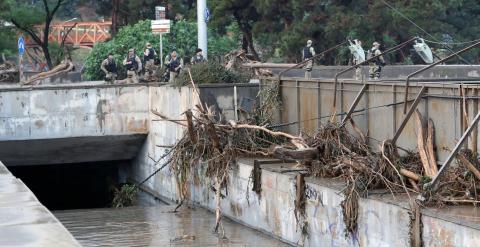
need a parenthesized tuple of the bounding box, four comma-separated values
(380, 0, 472, 65)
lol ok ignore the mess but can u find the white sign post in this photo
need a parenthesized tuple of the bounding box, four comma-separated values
(152, 7, 170, 68)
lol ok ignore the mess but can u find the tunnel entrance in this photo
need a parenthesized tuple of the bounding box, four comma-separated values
(7, 161, 130, 210)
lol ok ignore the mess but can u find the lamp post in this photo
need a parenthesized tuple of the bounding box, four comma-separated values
(197, 0, 207, 59)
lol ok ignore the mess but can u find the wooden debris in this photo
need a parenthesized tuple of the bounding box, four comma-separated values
(457, 153, 480, 181)
(25, 59, 74, 85)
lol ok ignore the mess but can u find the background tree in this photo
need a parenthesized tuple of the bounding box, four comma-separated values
(1, 0, 67, 68)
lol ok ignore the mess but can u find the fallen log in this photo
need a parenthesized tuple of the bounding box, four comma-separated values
(25, 59, 74, 85)
(400, 168, 421, 182)
(457, 154, 480, 181)
(415, 110, 433, 177)
(271, 146, 318, 160)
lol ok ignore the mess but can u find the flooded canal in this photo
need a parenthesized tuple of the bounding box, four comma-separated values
(54, 205, 292, 246)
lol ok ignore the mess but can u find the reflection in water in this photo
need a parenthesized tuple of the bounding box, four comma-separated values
(54, 205, 291, 247)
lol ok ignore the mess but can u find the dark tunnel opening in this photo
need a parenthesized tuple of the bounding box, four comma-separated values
(7, 161, 130, 211)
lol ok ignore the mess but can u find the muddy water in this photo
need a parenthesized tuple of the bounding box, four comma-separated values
(54, 206, 292, 247)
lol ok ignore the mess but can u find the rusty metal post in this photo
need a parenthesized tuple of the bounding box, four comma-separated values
(424, 110, 480, 194)
(393, 41, 480, 145)
(333, 37, 417, 111)
(340, 84, 369, 127)
(252, 160, 262, 194)
(391, 86, 427, 145)
(403, 41, 480, 114)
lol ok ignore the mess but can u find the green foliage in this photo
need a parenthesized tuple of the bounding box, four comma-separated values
(84, 20, 240, 80)
(0, 28, 16, 59)
(207, 0, 480, 64)
(112, 184, 137, 208)
(176, 61, 249, 86)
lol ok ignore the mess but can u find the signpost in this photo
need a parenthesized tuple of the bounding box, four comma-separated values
(152, 7, 170, 68)
(18, 37, 25, 83)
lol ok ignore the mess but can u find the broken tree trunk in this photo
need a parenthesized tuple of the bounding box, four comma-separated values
(271, 146, 318, 160)
(457, 154, 480, 181)
(415, 110, 438, 177)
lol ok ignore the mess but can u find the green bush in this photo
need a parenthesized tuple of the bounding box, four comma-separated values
(175, 61, 249, 86)
(84, 20, 240, 80)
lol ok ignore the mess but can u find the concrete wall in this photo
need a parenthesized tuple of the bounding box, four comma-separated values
(0, 82, 148, 141)
(267, 65, 480, 79)
(0, 161, 80, 246)
(0, 82, 149, 165)
(131, 84, 480, 247)
(265, 78, 480, 162)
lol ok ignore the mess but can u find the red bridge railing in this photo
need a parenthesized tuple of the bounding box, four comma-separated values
(25, 21, 112, 48)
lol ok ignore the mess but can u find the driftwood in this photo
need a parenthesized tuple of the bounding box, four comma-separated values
(457, 154, 480, 181)
(25, 59, 74, 85)
(414, 110, 438, 177)
(271, 146, 318, 160)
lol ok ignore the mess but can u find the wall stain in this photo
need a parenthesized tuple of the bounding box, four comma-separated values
(96, 99, 108, 130)
(34, 120, 44, 128)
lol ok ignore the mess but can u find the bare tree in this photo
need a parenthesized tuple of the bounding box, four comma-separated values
(10, 0, 65, 69)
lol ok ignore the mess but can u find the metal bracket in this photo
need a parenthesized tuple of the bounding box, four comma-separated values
(424, 110, 480, 194)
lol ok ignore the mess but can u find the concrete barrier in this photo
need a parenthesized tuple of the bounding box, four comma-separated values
(131, 83, 480, 246)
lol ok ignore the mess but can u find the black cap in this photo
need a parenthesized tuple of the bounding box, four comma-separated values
(196, 48, 202, 53)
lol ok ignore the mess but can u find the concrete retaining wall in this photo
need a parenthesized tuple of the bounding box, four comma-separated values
(0, 82, 148, 141)
(131, 84, 480, 246)
(265, 78, 480, 162)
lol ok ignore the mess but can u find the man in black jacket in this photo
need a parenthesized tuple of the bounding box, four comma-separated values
(100, 53, 117, 84)
(123, 48, 142, 84)
(143, 42, 157, 81)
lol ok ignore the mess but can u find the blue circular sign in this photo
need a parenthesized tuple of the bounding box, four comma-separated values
(18, 37, 25, 56)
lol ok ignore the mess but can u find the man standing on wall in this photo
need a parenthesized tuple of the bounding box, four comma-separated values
(165, 49, 183, 84)
(191, 48, 206, 65)
(123, 48, 142, 84)
(100, 53, 117, 84)
(368, 42, 385, 79)
(302, 40, 316, 79)
(143, 42, 157, 81)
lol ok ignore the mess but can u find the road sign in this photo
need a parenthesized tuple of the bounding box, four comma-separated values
(18, 37, 25, 56)
(205, 7, 210, 23)
(151, 19, 171, 34)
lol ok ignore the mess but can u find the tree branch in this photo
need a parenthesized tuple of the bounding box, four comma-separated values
(10, 19, 43, 46)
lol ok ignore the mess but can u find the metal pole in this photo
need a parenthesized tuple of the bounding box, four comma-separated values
(160, 33, 163, 68)
(391, 86, 427, 144)
(403, 41, 480, 114)
(197, 0, 207, 59)
(425, 110, 480, 193)
(333, 37, 417, 109)
(340, 84, 369, 127)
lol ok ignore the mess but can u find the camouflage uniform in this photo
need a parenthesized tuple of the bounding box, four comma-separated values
(144, 44, 157, 81)
(100, 57, 117, 84)
(123, 50, 142, 84)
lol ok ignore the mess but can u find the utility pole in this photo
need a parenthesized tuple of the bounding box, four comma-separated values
(197, 0, 207, 59)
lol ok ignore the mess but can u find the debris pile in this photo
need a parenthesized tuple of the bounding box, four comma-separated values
(223, 49, 273, 77)
(147, 76, 480, 239)
(0, 61, 17, 82)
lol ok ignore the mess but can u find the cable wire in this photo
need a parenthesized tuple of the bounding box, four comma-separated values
(380, 0, 471, 65)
